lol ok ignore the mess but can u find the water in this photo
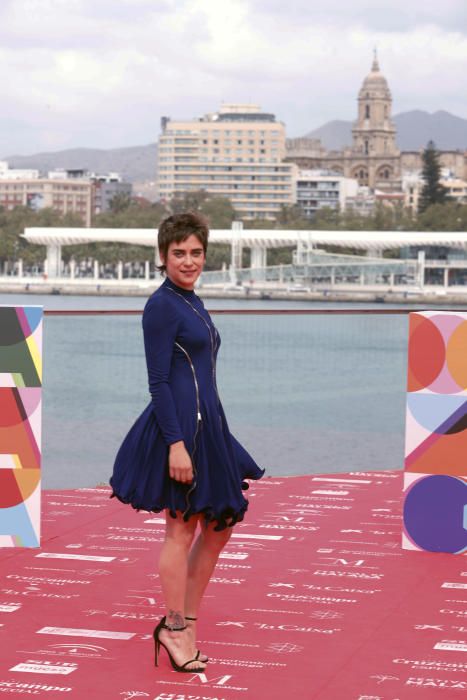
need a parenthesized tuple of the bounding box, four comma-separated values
(1, 291, 449, 489)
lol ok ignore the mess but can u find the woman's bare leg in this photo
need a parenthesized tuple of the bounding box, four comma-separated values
(184, 521, 232, 650)
(157, 511, 205, 670)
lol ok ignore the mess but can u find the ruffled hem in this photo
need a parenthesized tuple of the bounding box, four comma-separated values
(109, 489, 249, 531)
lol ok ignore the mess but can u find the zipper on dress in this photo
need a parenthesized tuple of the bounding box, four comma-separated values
(168, 287, 221, 406)
(174, 341, 202, 518)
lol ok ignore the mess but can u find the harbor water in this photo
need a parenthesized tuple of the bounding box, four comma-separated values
(5, 291, 457, 489)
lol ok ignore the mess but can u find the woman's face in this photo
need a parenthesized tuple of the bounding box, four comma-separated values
(162, 234, 206, 290)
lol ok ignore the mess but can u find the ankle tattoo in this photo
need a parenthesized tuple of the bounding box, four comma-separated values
(166, 609, 185, 631)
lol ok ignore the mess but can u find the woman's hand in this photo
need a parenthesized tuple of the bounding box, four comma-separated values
(168, 441, 193, 483)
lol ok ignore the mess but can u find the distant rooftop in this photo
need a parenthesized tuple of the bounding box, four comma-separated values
(203, 103, 276, 123)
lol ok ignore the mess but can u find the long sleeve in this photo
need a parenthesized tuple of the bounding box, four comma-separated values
(142, 295, 185, 446)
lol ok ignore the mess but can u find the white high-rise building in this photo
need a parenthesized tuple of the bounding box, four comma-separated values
(156, 104, 296, 219)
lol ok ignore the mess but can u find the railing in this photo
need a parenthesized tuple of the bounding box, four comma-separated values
(40, 308, 415, 490)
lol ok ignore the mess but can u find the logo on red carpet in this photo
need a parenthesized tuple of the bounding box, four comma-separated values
(210, 577, 244, 585)
(393, 658, 467, 672)
(152, 693, 230, 700)
(112, 612, 158, 621)
(259, 524, 319, 532)
(9, 660, 78, 675)
(267, 592, 357, 604)
(48, 643, 109, 658)
(434, 640, 467, 652)
(6, 575, 91, 587)
(16, 642, 111, 660)
(266, 642, 304, 653)
(370, 674, 400, 684)
(310, 610, 343, 620)
(216, 621, 246, 627)
(255, 622, 341, 634)
(303, 584, 381, 595)
(82, 568, 111, 576)
(154, 672, 247, 692)
(36, 627, 136, 640)
(440, 609, 467, 618)
(0, 680, 73, 693)
(1, 588, 80, 600)
(406, 677, 467, 689)
(312, 570, 384, 580)
(0, 602, 21, 613)
(36, 553, 116, 562)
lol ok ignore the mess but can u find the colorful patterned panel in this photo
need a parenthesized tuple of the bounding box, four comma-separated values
(403, 311, 467, 553)
(0, 306, 42, 547)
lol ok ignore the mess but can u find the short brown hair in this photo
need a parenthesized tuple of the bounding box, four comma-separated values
(157, 212, 209, 274)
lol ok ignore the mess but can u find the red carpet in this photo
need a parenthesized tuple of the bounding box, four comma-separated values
(0, 471, 465, 699)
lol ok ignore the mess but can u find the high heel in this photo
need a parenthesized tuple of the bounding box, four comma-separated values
(185, 616, 209, 663)
(153, 616, 206, 673)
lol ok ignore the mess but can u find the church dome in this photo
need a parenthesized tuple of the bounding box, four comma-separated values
(359, 55, 391, 100)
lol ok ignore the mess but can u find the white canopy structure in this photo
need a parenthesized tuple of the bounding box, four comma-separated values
(22, 224, 467, 278)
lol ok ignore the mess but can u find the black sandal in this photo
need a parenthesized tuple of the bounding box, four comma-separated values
(153, 616, 206, 673)
(185, 616, 209, 663)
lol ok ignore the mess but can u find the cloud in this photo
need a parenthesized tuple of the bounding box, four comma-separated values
(0, 0, 465, 155)
(251, 0, 467, 34)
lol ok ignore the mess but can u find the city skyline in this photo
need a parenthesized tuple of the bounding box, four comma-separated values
(1, 0, 466, 156)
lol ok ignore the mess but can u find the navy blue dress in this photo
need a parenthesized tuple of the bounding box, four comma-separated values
(110, 277, 264, 530)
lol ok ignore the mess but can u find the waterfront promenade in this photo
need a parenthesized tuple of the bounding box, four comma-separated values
(1, 275, 467, 305)
(0, 471, 464, 699)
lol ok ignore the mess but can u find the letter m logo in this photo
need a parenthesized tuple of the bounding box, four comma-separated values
(327, 558, 365, 566)
(187, 673, 233, 685)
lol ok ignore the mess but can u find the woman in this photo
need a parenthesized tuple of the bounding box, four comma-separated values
(110, 212, 264, 673)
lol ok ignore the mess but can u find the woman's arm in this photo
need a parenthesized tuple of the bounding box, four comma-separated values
(143, 296, 194, 483)
(142, 295, 185, 446)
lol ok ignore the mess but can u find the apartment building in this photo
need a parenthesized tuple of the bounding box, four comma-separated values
(296, 170, 359, 218)
(0, 163, 133, 225)
(0, 177, 93, 226)
(0, 160, 39, 180)
(402, 170, 467, 212)
(157, 104, 295, 219)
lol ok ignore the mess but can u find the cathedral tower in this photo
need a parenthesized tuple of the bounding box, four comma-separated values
(351, 52, 400, 188)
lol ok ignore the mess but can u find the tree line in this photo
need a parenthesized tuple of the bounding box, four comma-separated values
(0, 141, 465, 270)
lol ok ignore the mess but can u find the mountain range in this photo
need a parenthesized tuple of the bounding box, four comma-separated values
(305, 110, 467, 151)
(2, 143, 158, 184)
(2, 110, 466, 184)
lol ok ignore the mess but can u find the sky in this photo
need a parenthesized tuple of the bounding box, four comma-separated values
(1, 0, 466, 156)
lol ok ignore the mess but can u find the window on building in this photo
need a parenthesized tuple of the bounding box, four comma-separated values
(365, 105, 370, 119)
(364, 140, 369, 155)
